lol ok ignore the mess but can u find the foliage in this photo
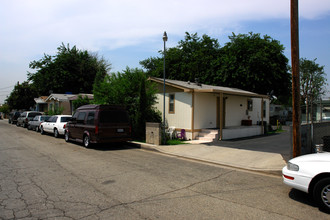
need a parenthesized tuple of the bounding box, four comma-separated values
(300, 58, 327, 122)
(140, 32, 291, 104)
(28, 43, 110, 95)
(140, 32, 221, 83)
(46, 107, 64, 116)
(166, 139, 187, 145)
(93, 67, 161, 140)
(0, 104, 10, 114)
(72, 95, 92, 110)
(218, 33, 291, 103)
(5, 82, 38, 110)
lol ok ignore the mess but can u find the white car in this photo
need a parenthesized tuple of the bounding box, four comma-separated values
(282, 152, 330, 212)
(40, 115, 72, 138)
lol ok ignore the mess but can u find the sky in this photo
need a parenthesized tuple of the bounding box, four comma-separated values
(1, 0, 330, 104)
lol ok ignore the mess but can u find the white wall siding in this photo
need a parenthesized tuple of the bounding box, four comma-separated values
(249, 98, 270, 124)
(194, 93, 217, 129)
(155, 92, 192, 130)
(225, 95, 248, 127)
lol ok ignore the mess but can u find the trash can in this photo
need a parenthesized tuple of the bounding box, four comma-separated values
(322, 136, 330, 152)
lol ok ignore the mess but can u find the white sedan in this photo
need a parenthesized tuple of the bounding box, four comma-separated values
(282, 152, 330, 212)
(40, 115, 72, 138)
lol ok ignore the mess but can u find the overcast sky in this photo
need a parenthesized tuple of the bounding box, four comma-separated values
(1, 0, 330, 104)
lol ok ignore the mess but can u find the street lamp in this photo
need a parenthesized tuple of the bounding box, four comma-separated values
(163, 31, 168, 144)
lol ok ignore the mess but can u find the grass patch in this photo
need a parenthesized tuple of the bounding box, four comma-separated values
(267, 128, 286, 135)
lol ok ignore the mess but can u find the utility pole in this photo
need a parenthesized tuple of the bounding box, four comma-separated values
(291, 0, 301, 157)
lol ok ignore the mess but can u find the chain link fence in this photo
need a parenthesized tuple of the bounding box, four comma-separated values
(300, 121, 330, 154)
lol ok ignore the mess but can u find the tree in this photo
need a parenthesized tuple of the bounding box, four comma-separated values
(300, 58, 327, 122)
(218, 33, 291, 103)
(140, 32, 221, 84)
(28, 43, 110, 95)
(72, 95, 92, 110)
(140, 32, 291, 104)
(93, 67, 161, 140)
(6, 82, 38, 110)
(0, 104, 10, 115)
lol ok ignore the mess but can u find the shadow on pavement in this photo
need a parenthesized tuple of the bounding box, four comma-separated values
(207, 127, 292, 162)
(88, 142, 139, 151)
(288, 189, 330, 214)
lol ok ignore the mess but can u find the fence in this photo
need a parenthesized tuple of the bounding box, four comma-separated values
(294, 121, 330, 155)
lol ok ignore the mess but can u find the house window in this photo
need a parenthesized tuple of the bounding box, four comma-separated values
(55, 102, 59, 111)
(247, 99, 253, 111)
(49, 103, 53, 111)
(169, 94, 175, 114)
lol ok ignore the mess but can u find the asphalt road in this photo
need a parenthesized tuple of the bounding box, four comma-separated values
(0, 120, 328, 219)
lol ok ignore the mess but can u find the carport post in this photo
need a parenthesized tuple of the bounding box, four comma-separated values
(261, 98, 264, 134)
(219, 93, 223, 140)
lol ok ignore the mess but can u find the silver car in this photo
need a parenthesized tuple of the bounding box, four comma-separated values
(28, 115, 51, 131)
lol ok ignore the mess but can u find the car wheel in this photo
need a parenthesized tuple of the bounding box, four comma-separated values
(83, 135, 90, 148)
(313, 177, 330, 212)
(64, 131, 70, 142)
(54, 128, 59, 138)
(40, 127, 45, 135)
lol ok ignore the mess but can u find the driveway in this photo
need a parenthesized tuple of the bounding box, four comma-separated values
(210, 126, 291, 161)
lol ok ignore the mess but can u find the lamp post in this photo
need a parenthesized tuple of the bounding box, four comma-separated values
(162, 31, 168, 145)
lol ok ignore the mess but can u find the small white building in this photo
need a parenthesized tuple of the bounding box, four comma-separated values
(149, 77, 269, 140)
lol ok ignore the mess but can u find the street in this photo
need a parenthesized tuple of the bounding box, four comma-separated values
(0, 120, 328, 219)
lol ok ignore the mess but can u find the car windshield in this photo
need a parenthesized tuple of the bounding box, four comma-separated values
(61, 117, 71, 122)
(99, 110, 129, 123)
(41, 116, 50, 121)
(29, 112, 41, 118)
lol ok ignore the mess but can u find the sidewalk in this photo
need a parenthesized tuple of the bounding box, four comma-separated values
(131, 131, 290, 176)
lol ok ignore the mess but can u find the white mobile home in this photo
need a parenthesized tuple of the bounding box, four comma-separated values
(149, 77, 269, 140)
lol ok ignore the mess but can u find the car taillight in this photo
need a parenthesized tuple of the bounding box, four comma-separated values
(95, 125, 99, 134)
(63, 124, 66, 129)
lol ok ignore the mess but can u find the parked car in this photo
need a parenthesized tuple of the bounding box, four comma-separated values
(28, 115, 51, 131)
(40, 115, 72, 138)
(8, 111, 21, 124)
(65, 105, 131, 148)
(282, 152, 330, 212)
(17, 111, 42, 128)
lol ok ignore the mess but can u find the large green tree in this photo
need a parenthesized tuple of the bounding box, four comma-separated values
(93, 67, 161, 139)
(140, 32, 221, 84)
(6, 81, 38, 110)
(218, 33, 291, 102)
(141, 32, 291, 103)
(28, 43, 110, 95)
(300, 58, 327, 122)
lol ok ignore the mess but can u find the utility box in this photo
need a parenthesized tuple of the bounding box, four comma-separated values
(146, 122, 161, 145)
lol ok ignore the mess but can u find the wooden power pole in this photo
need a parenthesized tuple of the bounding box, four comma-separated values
(291, 0, 301, 157)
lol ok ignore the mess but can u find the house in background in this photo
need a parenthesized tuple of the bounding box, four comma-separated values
(149, 77, 269, 141)
(45, 93, 76, 115)
(68, 94, 94, 114)
(34, 96, 48, 112)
